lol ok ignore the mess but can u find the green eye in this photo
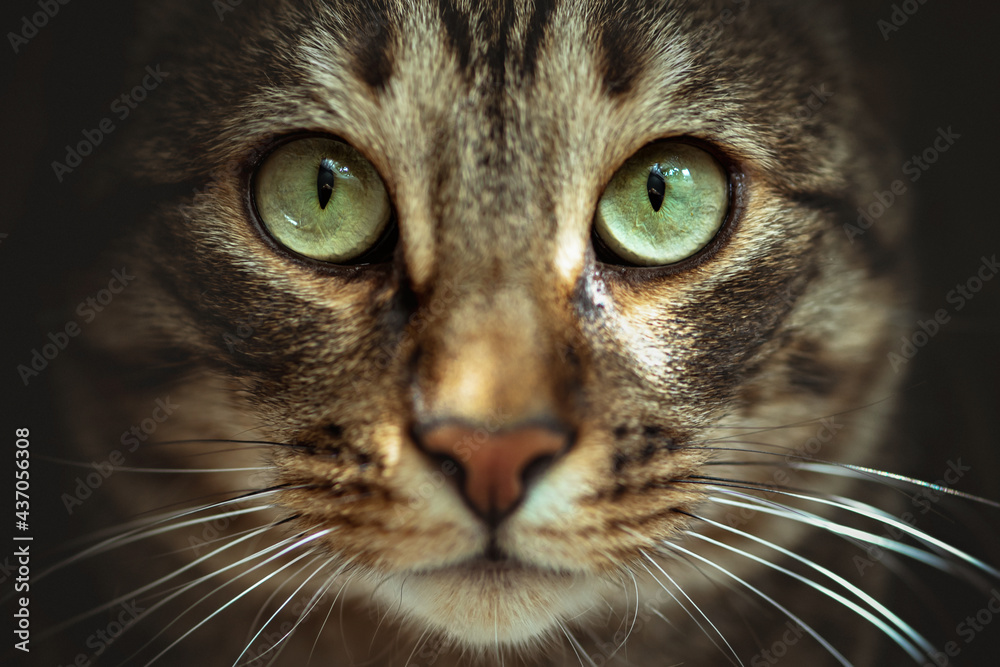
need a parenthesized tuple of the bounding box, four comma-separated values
(253, 137, 392, 263)
(594, 142, 729, 266)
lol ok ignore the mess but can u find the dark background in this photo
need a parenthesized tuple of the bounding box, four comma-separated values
(1, 0, 998, 665)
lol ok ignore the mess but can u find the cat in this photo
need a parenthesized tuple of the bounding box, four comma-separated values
(37, 0, 999, 665)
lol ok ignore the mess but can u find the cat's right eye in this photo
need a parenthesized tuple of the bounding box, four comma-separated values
(594, 141, 729, 267)
(252, 136, 393, 263)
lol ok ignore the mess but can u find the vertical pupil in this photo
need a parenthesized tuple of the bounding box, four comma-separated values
(317, 158, 336, 209)
(646, 166, 666, 212)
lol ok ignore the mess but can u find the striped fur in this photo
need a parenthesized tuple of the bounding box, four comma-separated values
(49, 1, 932, 665)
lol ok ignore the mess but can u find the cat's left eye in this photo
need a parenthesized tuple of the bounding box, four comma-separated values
(252, 136, 393, 264)
(594, 141, 729, 267)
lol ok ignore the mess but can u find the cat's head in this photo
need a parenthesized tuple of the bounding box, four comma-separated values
(78, 0, 909, 653)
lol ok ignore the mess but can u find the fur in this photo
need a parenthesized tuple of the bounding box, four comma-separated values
(45, 2, 981, 666)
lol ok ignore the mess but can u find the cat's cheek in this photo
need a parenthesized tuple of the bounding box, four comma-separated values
(273, 448, 488, 569)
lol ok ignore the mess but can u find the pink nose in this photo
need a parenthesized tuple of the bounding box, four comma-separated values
(417, 424, 571, 521)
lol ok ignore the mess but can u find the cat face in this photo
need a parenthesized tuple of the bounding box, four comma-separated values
(59, 0, 924, 662)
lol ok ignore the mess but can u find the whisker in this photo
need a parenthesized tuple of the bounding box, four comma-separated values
(309, 571, 358, 665)
(42, 522, 290, 638)
(605, 569, 631, 646)
(621, 566, 640, 653)
(700, 453, 1000, 510)
(138, 438, 316, 452)
(662, 542, 853, 667)
(698, 440, 800, 453)
(683, 511, 935, 661)
(403, 629, 432, 667)
(558, 621, 598, 667)
(36, 454, 270, 473)
(638, 551, 743, 666)
(40, 487, 284, 561)
(131, 529, 332, 651)
(140, 534, 331, 667)
(307, 593, 339, 667)
(240, 548, 308, 645)
(38, 503, 280, 583)
(704, 492, 987, 584)
(697, 394, 896, 437)
(682, 467, 947, 526)
(369, 574, 408, 653)
(262, 562, 349, 667)
(162, 522, 279, 557)
(48, 483, 352, 573)
(696, 483, 1000, 580)
(786, 462, 1000, 509)
(686, 530, 925, 661)
(233, 549, 327, 667)
(675, 469, 998, 579)
(232, 554, 330, 666)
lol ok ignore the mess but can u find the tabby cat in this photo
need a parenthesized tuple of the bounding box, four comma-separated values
(41, 0, 998, 665)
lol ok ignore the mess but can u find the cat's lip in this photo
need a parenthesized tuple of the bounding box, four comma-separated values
(460, 541, 556, 573)
(429, 554, 576, 579)
(460, 556, 530, 572)
(408, 552, 550, 578)
(409, 539, 579, 578)
(410, 555, 530, 576)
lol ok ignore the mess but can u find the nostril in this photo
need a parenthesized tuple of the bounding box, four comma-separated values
(520, 453, 557, 491)
(426, 450, 467, 486)
(412, 421, 572, 522)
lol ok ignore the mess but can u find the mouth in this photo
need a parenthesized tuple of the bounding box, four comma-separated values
(414, 551, 551, 578)
(414, 535, 580, 579)
(447, 556, 549, 578)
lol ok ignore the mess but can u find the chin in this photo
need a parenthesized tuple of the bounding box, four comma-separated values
(373, 561, 604, 649)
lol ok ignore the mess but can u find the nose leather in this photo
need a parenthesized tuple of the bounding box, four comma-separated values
(418, 424, 570, 520)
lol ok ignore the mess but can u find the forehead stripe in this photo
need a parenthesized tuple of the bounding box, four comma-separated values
(349, 1, 396, 92)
